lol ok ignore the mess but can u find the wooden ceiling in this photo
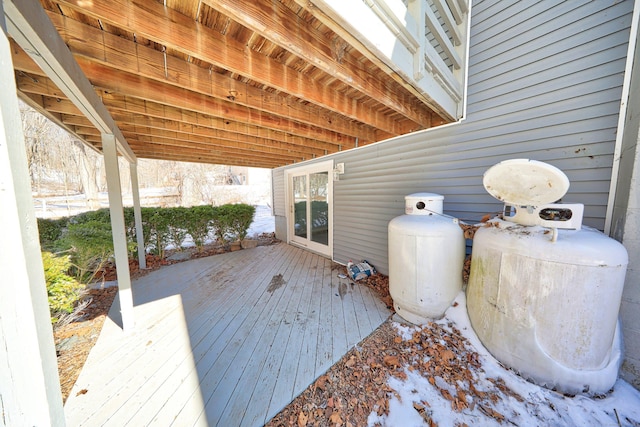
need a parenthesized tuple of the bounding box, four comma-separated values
(11, 0, 450, 168)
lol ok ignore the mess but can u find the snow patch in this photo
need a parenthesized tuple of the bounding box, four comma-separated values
(372, 292, 640, 427)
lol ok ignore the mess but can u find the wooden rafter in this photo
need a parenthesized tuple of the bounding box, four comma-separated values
(200, 0, 433, 128)
(10, 0, 453, 168)
(12, 46, 356, 148)
(52, 0, 428, 132)
(43, 13, 384, 142)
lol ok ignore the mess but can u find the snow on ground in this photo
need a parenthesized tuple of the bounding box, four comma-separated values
(370, 292, 640, 427)
(246, 204, 275, 237)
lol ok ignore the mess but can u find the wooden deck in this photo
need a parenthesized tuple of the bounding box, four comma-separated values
(64, 243, 390, 426)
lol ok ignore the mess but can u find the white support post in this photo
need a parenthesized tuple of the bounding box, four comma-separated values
(130, 161, 146, 269)
(0, 18, 65, 426)
(102, 134, 135, 330)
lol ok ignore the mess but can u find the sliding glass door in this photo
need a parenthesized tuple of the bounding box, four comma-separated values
(287, 160, 332, 257)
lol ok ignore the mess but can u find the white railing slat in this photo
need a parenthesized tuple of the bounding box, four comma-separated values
(425, 2, 462, 70)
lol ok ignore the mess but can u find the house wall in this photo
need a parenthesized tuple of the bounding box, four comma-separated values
(274, 1, 640, 389)
(272, 168, 287, 238)
(611, 15, 640, 390)
(274, 0, 634, 271)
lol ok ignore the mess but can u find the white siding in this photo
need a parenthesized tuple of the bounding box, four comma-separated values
(271, 168, 287, 240)
(275, 0, 633, 275)
(272, 168, 285, 217)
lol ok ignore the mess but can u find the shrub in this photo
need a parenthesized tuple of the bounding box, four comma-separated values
(210, 203, 255, 245)
(166, 206, 189, 251)
(37, 217, 68, 251)
(42, 252, 84, 325)
(184, 205, 215, 251)
(72, 208, 111, 225)
(146, 208, 171, 258)
(227, 204, 255, 241)
(123, 207, 138, 257)
(65, 220, 114, 281)
(210, 204, 234, 245)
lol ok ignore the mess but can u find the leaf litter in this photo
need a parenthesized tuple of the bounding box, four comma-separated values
(267, 272, 640, 427)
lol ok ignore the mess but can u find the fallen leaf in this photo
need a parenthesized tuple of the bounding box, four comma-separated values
(298, 411, 308, 427)
(383, 355, 399, 367)
(345, 356, 356, 368)
(315, 375, 329, 391)
(441, 389, 454, 402)
(441, 349, 455, 362)
(393, 371, 407, 380)
(478, 404, 505, 422)
(329, 411, 343, 425)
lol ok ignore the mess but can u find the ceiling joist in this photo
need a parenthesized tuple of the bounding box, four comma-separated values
(10, 0, 452, 168)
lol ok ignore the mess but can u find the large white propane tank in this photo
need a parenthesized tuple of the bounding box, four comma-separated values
(388, 193, 465, 324)
(466, 159, 628, 395)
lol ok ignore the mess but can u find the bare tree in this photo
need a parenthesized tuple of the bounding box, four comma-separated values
(73, 140, 101, 209)
(19, 100, 268, 215)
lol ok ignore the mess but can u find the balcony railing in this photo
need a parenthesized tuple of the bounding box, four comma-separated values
(312, 0, 470, 121)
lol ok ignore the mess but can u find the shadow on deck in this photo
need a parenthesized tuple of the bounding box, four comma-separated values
(64, 242, 390, 426)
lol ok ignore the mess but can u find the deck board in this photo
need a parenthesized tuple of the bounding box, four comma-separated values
(64, 243, 390, 426)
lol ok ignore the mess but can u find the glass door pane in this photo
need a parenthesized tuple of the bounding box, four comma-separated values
(287, 160, 332, 257)
(293, 175, 307, 238)
(310, 172, 329, 245)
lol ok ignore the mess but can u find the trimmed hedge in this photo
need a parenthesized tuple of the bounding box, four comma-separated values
(38, 203, 255, 325)
(38, 203, 256, 261)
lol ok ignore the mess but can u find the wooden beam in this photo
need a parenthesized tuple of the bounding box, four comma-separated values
(44, 12, 385, 140)
(79, 59, 356, 148)
(12, 51, 358, 148)
(52, 0, 427, 133)
(136, 152, 285, 169)
(125, 144, 287, 168)
(202, 0, 432, 127)
(16, 77, 336, 153)
(101, 95, 343, 151)
(16, 74, 339, 164)
(112, 114, 326, 157)
(73, 117, 324, 159)
(87, 130, 307, 163)
(85, 133, 301, 167)
(4, 0, 135, 161)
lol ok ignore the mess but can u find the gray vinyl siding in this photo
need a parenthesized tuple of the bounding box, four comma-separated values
(274, 0, 633, 275)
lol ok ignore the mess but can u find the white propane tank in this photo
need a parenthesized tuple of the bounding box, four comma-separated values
(388, 193, 465, 324)
(467, 159, 629, 395)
